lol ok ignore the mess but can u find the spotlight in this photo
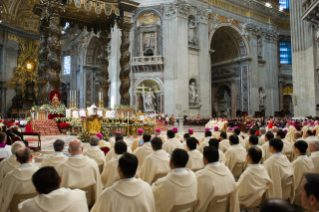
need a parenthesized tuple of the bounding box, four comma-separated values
(265, 3, 272, 8)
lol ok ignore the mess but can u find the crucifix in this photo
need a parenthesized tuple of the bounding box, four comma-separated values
(137, 84, 147, 110)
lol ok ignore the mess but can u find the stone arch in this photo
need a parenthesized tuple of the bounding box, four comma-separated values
(85, 36, 100, 66)
(133, 77, 164, 94)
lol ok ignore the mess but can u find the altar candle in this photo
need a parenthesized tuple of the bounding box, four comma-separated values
(127, 111, 129, 123)
(70, 91, 72, 99)
(74, 90, 76, 100)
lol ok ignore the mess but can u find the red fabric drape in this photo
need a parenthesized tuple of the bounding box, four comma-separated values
(25, 124, 33, 133)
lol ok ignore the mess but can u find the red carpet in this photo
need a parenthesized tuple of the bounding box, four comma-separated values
(32, 120, 61, 136)
(155, 120, 169, 131)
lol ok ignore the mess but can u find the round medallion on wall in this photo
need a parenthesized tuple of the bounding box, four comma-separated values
(23, 59, 35, 74)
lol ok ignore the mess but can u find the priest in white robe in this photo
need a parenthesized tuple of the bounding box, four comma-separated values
(262, 132, 275, 163)
(155, 129, 166, 143)
(209, 138, 227, 164)
(152, 149, 197, 212)
(234, 128, 245, 147)
(212, 126, 220, 139)
(292, 132, 304, 161)
(163, 130, 183, 155)
(226, 127, 233, 139)
(131, 128, 144, 152)
(305, 130, 316, 157)
(243, 129, 256, 151)
(134, 134, 154, 172)
(199, 128, 211, 144)
(101, 141, 127, 188)
(91, 153, 155, 212)
(41, 139, 68, 169)
(172, 127, 183, 142)
(286, 122, 297, 144)
(301, 122, 309, 139)
(18, 167, 88, 212)
(259, 127, 266, 146)
(309, 139, 319, 174)
(292, 140, 314, 207)
(83, 136, 106, 173)
(0, 132, 11, 159)
(105, 135, 132, 162)
(0, 141, 25, 185)
(276, 130, 293, 161)
(138, 137, 170, 184)
(225, 135, 246, 174)
(248, 135, 265, 161)
(198, 130, 212, 152)
(0, 148, 38, 212)
(195, 146, 240, 212)
(264, 138, 294, 201)
(219, 132, 231, 153)
(237, 146, 273, 208)
(56, 139, 102, 206)
(185, 137, 204, 171)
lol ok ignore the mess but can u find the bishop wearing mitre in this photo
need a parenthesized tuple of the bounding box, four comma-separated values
(41, 139, 67, 169)
(131, 129, 144, 152)
(134, 134, 153, 173)
(195, 146, 240, 212)
(101, 141, 127, 188)
(162, 130, 183, 155)
(83, 136, 106, 173)
(237, 147, 273, 207)
(56, 139, 102, 206)
(263, 138, 294, 200)
(138, 137, 170, 184)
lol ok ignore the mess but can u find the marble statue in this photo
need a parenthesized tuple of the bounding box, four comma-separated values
(239, 23, 248, 37)
(188, 18, 197, 44)
(145, 88, 156, 111)
(257, 39, 262, 57)
(189, 82, 197, 103)
(220, 91, 230, 103)
(51, 94, 60, 108)
(210, 14, 221, 31)
(259, 89, 266, 106)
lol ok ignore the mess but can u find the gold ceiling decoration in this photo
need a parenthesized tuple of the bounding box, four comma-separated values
(6, 38, 40, 98)
(283, 85, 293, 96)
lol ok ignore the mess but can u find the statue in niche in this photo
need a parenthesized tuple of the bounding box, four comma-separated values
(210, 14, 221, 31)
(257, 38, 262, 57)
(188, 17, 198, 45)
(239, 22, 248, 37)
(145, 88, 156, 111)
(259, 89, 266, 106)
(140, 13, 156, 26)
(189, 82, 197, 103)
(220, 90, 230, 103)
(51, 94, 61, 108)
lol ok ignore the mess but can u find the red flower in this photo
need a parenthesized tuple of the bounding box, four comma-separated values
(59, 123, 70, 129)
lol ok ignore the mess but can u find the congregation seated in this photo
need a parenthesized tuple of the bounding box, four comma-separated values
(260, 198, 296, 212)
(237, 146, 273, 209)
(212, 126, 220, 139)
(188, 128, 198, 140)
(134, 134, 153, 172)
(95, 133, 111, 149)
(264, 138, 294, 200)
(305, 130, 315, 156)
(162, 130, 183, 155)
(91, 153, 155, 212)
(105, 134, 132, 162)
(234, 128, 245, 147)
(195, 146, 240, 212)
(154, 129, 166, 143)
(244, 129, 256, 151)
(83, 136, 106, 173)
(152, 149, 197, 212)
(172, 127, 183, 142)
(249, 135, 265, 162)
(131, 129, 144, 152)
(219, 132, 230, 153)
(18, 167, 88, 212)
(56, 139, 102, 206)
(225, 135, 246, 178)
(0, 132, 12, 159)
(185, 137, 204, 171)
(259, 127, 266, 146)
(209, 138, 226, 164)
(138, 137, 170, 184)
(198, 130, 212, 153)
(276, 130, 293, 161)
(0, 141, 25, 185)
(41, 139, 67, 169)
(198, 128, 211, 145)
(0, 148, 38, 212)
(292, 140, 314, 208)
(261, 132, 275, 162)
(101, 141, 127, 188)
(309, 139, 319, 174)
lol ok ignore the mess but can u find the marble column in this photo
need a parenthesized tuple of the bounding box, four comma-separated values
(231, 81, 236, 118)
(269, 33, 280, 114)
(290, 0, 318, 116)
(279, 79, 284, 110)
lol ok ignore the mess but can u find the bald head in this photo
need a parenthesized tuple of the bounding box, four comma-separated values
(310, 139, 319, 152)
(294, 131, 302, 139)
(16, 148, 32, 164)
(68, 139, 83, 156)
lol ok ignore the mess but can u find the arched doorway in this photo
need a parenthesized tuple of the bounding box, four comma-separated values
(209, 24, 250, 118)
(283, 84, 293, 116)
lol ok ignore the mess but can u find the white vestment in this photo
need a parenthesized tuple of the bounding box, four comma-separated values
(243, 136, 250, 151)
(281, 139, 293, 161)
(310, 151, 319, 174)
(40, 153, 68, 169)
(0, 164, 38, 212)
(195, 163, 240, 212)
(0, 155, 20, 186)
(237, 164, 273, 207)
(105, 146, 132, 162)
(259, 134, 266, 146)
(262, 142, 272, 163)
(186, 149, 204, 171)
(131, 136, 143, 152)
(18, 188, 88, 212)
(83, 146, 106, 172)
(101, 154, 122, 188)
(198, 137, 212, 153)
(91, 178, 156, 212)
(219, 139, 231, 153)
(238, 135, 245, 147)
(225, 144, 247, 172)
(152, 169, 197, 212)
(134, 142, 153, 172)
(56, 156, 102, 204)
(138, 149, 170, 184)
(263, 155, 294, 201)
(0, 145, 12, 158)
(162, 138, 183, 155)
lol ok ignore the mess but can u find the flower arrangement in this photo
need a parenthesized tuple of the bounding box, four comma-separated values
(114, 105, 136, 110)
(32, 103, 67, 115)
(59, 123, 70, 129)
(100, 128, 110, 141)
(78, 130, 90, 143)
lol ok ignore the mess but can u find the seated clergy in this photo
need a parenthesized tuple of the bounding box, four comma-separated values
(276, 130, 293, 161)
(305, 130, 315, 156)
(185, 138, 204, 171)
(260, 198, 297, 212)
(292, 140, 314, 207)
(292, 131, 304, 161)
(172, 127, 183, 142)
(162, 130, 183, 155)
(219, 132, 231, 153)
(188, 128, 198, 140)
(234, 128, 245, 147)
(134, 134, 153, 172)
(131, 129, 144, 152)
(91, 153, 155, 212)
(0, 141, 25, 185)
(300, 174, 319, 212)
(264, 138, 294, 199)
(0, 132, 11, 159)
(101, 141, 127, 188)
(198, 128, 211, 145)
(209, 138, 227, 164)
(262, 132, 275, 162)
(258, 127, 266, 146)
(152, 149, 197, 212)
(225, 135, 246, 173)
(212, 126, 220, 139)
(309, 139, 319, 174)
(41, 139, 67, 169)
(195, 146, 240, 212)
(237, 147, 273, 208)
(154, 129, 166, 143)
(138, 137, 170, 184)
(0, 148, 38, 212)
(244, 129, 256, 151)
(106, 134, 132, 162)
(198, 130, 212, 153)
(83, 136, 106, 173)
(18, 167, 88, 212)
(248, 135, 265, 162)
(56, 139, 102, 205)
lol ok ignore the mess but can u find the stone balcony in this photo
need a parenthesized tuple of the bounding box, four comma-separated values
(301, 0, 319, 23)
(131, 56, 164, 73)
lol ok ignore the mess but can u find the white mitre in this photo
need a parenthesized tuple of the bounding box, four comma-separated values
(87, 104, 97, 116)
